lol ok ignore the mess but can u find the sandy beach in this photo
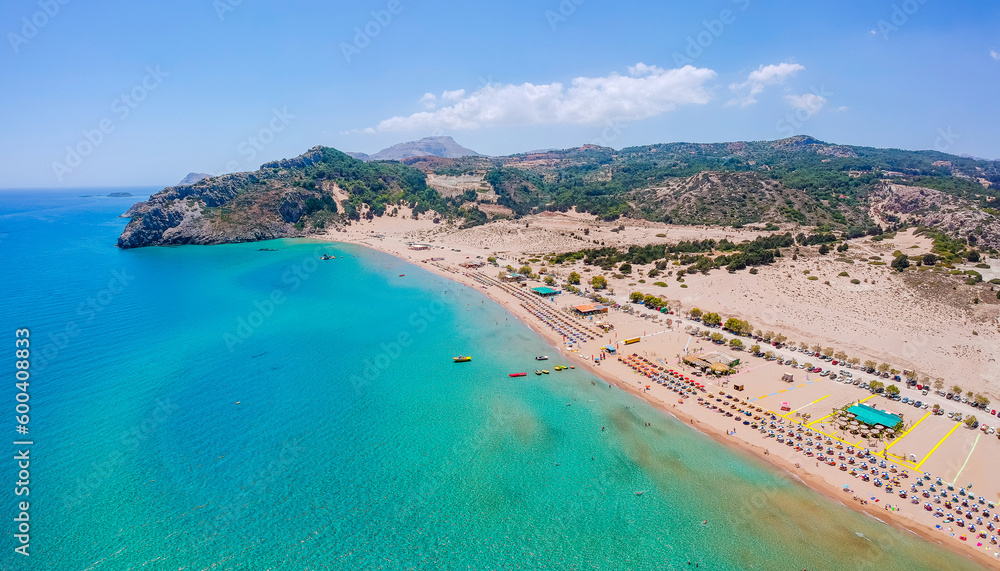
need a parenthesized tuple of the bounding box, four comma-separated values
(321, 211, 1000, 569)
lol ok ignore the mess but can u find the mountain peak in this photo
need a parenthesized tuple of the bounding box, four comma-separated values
(349, 136, 482, 161)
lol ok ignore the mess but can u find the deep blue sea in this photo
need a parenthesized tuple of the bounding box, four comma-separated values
(0, 189, 985, 570)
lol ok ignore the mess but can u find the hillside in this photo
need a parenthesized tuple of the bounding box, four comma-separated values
(118, 136, 1000, 250)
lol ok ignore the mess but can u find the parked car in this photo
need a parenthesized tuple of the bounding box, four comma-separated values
(922, 389, 928, 396)
(902, 397, 910, 404)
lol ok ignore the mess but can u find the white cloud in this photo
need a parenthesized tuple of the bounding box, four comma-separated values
(355, 63, 717, 132)
(834, 105, 849, 112)
(785, 93, 828, 116)
(991, 49, 1000, 61)
(727, 62, 805, 107)
(419, 93, 437, 109)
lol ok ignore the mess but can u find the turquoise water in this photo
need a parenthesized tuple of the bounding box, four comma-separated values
(0, 190, 986, 570)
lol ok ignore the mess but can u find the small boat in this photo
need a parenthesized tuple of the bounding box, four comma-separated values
(542, 370, 550, 374)
(258, 248, 278, 251)
(535, 370, 542, 375)
(535, 356, 549, 361)
(453, 356, 472, 363)
(554, 365, 567, 371)
(320, 254, 336, 260)
(569, 366, 575, 369)
(399, 274, 405, 277)
(509, 372, 527, 377)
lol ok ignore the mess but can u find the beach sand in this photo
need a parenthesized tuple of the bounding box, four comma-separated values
(321, 211, 1000, 569)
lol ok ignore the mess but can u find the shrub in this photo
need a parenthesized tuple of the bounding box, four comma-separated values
(807, 276, 819, 281)
(838, 271, 849, 277)
(653, 281, 668, 287)
(850, 279, 861, 284)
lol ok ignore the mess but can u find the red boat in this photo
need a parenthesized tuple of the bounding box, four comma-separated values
(509, 372, 527, 377)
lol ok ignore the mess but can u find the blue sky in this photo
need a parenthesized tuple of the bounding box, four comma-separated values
(1, 0, 997, 188)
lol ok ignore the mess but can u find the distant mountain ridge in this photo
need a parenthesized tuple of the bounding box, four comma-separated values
(348, 136, 482, 161)
(117, 135, 1000, 249)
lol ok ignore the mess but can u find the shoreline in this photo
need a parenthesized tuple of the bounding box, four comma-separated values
(329, 234, 998, 570)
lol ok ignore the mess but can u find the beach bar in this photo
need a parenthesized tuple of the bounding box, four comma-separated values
(572, 303, 608, 315)
(847, 403, 903, 429)
(531, 286, 561, 297)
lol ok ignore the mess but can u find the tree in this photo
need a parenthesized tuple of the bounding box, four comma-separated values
(591, 275, 607, 290)
(966, 390, 974, 399)
(869, 380, 884, 392)
(818, 244, 830, 255)
(710, 332, 724, 342)
(789, 357, 798, 366)
(822, 347, 834, 357)
(774, 334, 788, 344)
(933, 379, 944, 390)
(764, 350, 775, 359)
(750, 344, 761, 354)
(964, 415, 978, 428)
(762, 331, 775, 342)
(834, 351, 847, 361)
(487, 256, 497, 265)
(891, 254, 910, 272)
(799, 341, 810, 350)
(863, 360, 877, 370)
(952, 385, 963, 395)
(703, 312, 722, 326)
(630, 291, 645, 303)
(519, 265, 532, 276)
(922, 253, 937, 266)
(885, 384, 900, 396)
(725, 317, 742, 332)
(811, 344, 822, 354)
(543, 275, 556, 285)
(619, 263, 632, 274)
(877, 363, 890, 373)
(968, 250, 980, 263)
(754, 329, 763, 338)
(689, 308, 703, 320)
(837, 243, 849, 253)
(567, 271, 581, 285)
(729, 338, 744, 349)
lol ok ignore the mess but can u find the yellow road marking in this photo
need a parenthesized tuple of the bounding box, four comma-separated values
(950, 433, 982, 484)
(757, 394, 769, 400)
(777, 389, 788, 394)
(916, 421, 962, 469)
(884, 411, 931, 451)
(807, 413, 834, 427)
(859, 394, 875, 403)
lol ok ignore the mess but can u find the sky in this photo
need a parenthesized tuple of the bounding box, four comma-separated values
(1, 0, 998, 188)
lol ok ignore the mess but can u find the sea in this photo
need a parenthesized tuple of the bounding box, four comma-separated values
(0, 188, 986, 570)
